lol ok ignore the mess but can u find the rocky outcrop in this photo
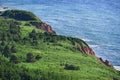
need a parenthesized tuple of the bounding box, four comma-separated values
(98, 58, 113, 67)
(81, 46, 95, 55)
(30, 22, 56, 34)
(73, 41, 95, 55)
(38, 23, 56, 34)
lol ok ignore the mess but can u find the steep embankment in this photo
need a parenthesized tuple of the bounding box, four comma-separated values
(0, 10, 120, 80)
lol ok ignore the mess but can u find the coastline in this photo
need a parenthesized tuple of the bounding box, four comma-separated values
(0, 6, 9, 11)
(0, 8, 119, 68)
(1, 2, 120, 67)
(0, 8, 120, 79)
(114, 66, 120, 71)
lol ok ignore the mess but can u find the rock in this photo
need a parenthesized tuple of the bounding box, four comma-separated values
(81, 46, 95, 55)
(39, 23, 56, 34)
(74, 41, 95, 55)
(98, 57, 104, 63)
(98, 57, 113, 68)
(104, 60, 113, 67)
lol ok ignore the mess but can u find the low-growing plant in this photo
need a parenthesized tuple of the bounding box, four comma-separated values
(64, 64, 80, 70)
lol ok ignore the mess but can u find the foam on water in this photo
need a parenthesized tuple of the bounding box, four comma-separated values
(114, 66, 120, 71)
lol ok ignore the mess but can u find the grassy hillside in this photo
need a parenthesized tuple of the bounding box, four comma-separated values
(0, 10, 120, 80)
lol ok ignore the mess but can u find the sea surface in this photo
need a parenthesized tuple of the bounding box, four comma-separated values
(0, 0, 120, 66)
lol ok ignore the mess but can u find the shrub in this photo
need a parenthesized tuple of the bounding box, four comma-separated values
(113, 77, 118, 80)
(1, 41, 5, 46)
(35, 55, 42, 60)
(2, 45, 11, 57)
(64, 64, 80, 70)
(11, 45, 17, 53)
(26, 53, 35, 63)
(10, 55, 19, 64)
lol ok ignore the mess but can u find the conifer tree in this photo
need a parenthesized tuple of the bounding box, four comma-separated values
(2, 45, 11, 57)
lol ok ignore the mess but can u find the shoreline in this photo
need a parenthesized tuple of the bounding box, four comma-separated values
(0, 6, 9, 11)
(114, 66, 120, 71)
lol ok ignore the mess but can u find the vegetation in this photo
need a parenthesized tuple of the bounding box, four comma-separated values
(26, 53, 35, 63)
(1, 10, 39, 21)
(0, 10, 120, 80)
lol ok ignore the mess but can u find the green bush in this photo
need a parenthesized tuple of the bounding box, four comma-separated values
(2, 45, 11, 57)
(64, 64, 80, 70)
(35, 55, 42, 60)
(26, 53, 35, 63)
(10, 55, 19, 64)
(11, 45, 17, 53)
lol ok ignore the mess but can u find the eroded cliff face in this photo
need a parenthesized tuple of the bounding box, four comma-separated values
(30, 22, 56, 34)
(81, 46, 95, 55)
(38, 23, 56, 34)
(74, 41, 95, 55)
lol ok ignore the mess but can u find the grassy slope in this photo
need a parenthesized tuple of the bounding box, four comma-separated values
(16, 21, 120, 80)
(0, 10, 120, 80)
(16, 28, 120, 80)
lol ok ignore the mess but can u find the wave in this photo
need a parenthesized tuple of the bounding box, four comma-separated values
(82, 38, 91, 42)
(114, 66, 120, 71)
(0, 5, 9, 11)
(89, 44, 99, 48)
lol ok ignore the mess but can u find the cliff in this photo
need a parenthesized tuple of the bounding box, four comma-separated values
(30, 21, 56, 34)
(0, 10, 119, 80)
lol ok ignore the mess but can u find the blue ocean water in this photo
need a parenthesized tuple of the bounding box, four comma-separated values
(0, 0, 120, 66)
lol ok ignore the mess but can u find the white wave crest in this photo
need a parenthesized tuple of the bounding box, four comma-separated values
(114, 66, 120, 71)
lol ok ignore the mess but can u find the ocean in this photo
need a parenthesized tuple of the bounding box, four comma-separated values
(0, 0, 120, 67)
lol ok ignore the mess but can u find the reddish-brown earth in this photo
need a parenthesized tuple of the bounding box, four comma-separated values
(30, 22, 56, 34)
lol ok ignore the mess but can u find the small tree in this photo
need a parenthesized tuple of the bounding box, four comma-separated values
(31, 29, 36, 33)
(10, 55, 19, 64)
(1, 41, 5, 46)
(11, 45, 17, 53)
(26, 53, 35, 63)
(35, 55, 42, 60)
(1, 33, 8, 41)
(64, 64, 80, 70)
(2, 45, 11, 57)
(32, 40, 38, 46)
